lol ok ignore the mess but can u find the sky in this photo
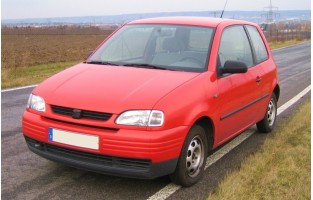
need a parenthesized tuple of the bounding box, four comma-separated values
(1, 0, 311, 20)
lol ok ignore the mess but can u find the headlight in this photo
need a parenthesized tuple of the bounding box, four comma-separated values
(116, 110, 164, 126)
(27, 94, 46, 112)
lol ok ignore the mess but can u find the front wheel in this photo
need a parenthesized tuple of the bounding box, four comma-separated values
(170, 125, 208, 187)
(257, 93, 277, 133)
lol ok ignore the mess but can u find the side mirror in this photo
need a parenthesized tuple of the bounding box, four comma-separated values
(220, 60, 248, 74)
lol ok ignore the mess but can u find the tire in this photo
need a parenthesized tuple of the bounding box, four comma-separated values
(257, 93, 277, 133)
(170, 125, 208, 187)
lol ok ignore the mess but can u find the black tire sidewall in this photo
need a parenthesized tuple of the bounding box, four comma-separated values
(257, 93, 277, 133)
(171, 125, 208, 187)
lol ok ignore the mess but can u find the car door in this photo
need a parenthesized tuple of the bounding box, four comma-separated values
(215, 25, 264, 144)
(245, 25, 276, 121)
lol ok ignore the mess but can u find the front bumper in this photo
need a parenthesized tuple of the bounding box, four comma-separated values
(22, 110, 189, 179)
(25, 136, 177, 179)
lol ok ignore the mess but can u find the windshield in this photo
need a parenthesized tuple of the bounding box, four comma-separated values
(88, 24, 215, 72)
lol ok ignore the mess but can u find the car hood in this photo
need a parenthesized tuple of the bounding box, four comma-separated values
(33, 63, 200, 114)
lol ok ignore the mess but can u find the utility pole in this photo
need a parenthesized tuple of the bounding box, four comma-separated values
(262, 0, 279, 23)
(210, 11, 218, 18)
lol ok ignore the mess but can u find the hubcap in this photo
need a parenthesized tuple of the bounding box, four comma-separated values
(186, 136, 204, 178)
(267, 99, 276, 126)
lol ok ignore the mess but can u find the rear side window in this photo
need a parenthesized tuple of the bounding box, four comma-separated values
(246, 25, 268, 63)
(218, 26, 253, 69)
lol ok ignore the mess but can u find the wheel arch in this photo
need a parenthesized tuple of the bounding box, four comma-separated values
(273, 84, 280, 101)
(193, 116, 215, 151)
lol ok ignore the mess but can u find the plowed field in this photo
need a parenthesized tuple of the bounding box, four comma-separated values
(2, 34, 108, 69)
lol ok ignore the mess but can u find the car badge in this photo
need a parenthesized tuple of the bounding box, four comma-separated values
(72, 109, 82, 119)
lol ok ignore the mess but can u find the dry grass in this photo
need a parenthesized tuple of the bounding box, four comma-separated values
(207, 100, 311, 200)
(1, 61, 79, 88)
(268, 38, 310, 50)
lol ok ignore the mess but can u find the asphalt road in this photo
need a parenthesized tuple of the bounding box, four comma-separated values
(1, 42, 311, 200)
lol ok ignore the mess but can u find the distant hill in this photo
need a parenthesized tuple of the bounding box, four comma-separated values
(2, 10, 311, 26)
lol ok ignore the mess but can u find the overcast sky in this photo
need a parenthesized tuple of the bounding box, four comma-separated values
(2, 0, 311, 20)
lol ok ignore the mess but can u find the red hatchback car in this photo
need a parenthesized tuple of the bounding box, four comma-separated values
(23, 17, 279, 186)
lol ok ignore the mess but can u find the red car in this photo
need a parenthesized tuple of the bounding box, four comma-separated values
(23, 17, 279, 186)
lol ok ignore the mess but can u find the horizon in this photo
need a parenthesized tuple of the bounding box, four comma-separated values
(2, 9, 311, 22)
(2, 0, 311, 20)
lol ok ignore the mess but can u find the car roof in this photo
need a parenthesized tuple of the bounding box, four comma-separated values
(127, 17, 254, 28)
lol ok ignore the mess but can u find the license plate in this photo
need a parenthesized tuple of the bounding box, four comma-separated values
(48, 128, 99, 150)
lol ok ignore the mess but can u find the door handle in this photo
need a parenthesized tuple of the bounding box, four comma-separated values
(256, 76, 262, 83)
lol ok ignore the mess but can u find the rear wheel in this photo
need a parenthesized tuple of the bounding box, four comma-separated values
(257, 93, 277, 133)
(170, 125, 208, 187)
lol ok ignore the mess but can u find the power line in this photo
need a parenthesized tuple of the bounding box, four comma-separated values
(262, 0, 280, 23)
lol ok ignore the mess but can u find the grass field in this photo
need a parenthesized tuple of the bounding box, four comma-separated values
(1, 61, 79, 88)
(268, 38, 310, 49)
(1, 31, 113, 88)
(207, 100, 311, 200)
(1, 27, 310, 88)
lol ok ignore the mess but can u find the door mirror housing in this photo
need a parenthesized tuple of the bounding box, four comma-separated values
(220, 60, 248, 74)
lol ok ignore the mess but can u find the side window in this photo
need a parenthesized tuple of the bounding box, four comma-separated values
(246, 25, 268, 63)
(218, 26, 253, 69)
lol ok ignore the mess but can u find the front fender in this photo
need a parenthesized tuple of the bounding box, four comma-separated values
(153, 72, 219, 130)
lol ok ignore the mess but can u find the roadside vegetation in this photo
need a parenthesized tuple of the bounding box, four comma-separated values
(1, 26, 310, 89)
(207, 100, 311, 200)
(1, 61, 79, 88)
(268, 38, 310, 49)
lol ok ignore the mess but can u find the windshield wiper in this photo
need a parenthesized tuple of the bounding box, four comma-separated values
(86, 61, 119, 66)
(122, 63, 175, 71)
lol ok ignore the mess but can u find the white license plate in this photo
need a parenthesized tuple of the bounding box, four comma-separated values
(48, 128, 99, 150)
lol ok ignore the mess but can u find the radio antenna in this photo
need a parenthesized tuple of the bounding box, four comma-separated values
(220, 0, 229, 18)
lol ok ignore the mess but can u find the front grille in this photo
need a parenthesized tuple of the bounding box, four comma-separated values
(51, 105, 112, 121)
(44, 117, 119, 131)
(25, 136, 151, 170)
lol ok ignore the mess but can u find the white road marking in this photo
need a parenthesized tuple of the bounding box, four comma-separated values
(147, 85, 311, 200)
(204, 130, 254, 170)
(147, 183, 181, 200)
(1, 84, 37, 93)
(277, 85, 311, 115)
